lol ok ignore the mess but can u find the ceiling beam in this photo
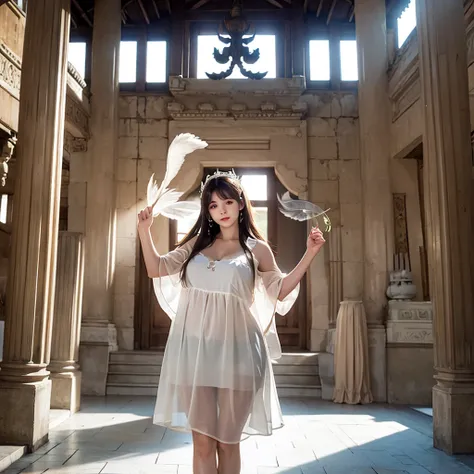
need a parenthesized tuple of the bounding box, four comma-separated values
(137, 0, 150, 24)
(349, 4, 354, 21)
(303, 0, 308, 13)
(266, 0, 284, 7)
(316, 0, 324, 17)
(190, 0, 212, 10)
(151, 0, 160, 19)
(72, 0, 93, 27)
(165, 0, 171, 14)
(327, 0, 337, 24)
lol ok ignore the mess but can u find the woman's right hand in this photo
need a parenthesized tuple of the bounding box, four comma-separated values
(137, 206, 154, 230)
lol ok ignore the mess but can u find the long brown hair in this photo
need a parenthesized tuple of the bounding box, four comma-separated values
(179, 174, 266, 284)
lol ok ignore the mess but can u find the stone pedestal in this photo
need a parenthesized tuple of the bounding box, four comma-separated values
(49, 232, 85, 412)
(80, 0, 121, 394)
(417, 0, 474, 454)
(355, 0, 393, 402)
(0, 0, 70, 450)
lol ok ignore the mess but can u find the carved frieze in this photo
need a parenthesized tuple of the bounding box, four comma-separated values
(0, 136, 16, 187)
(167, 100, 307, 120)
(0, 42, 21, 99)
(64, 131, 87, 155)
(65, 98, 89, 138)
(386, 300, 433, 345)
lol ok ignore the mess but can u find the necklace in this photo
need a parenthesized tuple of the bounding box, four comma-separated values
(207, 260, 216, 271)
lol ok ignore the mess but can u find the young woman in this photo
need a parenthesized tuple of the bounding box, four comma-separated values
(137, 172, 325, 474)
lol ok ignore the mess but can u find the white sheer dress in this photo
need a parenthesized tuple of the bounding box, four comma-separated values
(152, 237, 299, 444)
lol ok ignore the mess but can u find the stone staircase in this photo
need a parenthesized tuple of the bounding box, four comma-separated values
(106, 351, 321, 398)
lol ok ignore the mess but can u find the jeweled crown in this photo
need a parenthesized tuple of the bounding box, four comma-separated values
(199, 169, 242, 196)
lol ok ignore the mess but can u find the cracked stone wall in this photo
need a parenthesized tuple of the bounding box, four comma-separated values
(110, 91, 359, 351)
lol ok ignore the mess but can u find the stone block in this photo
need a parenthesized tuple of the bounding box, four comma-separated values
(144, 96, 169, 119)
(138, 137, 168, 160)
(368, 326, 387, 402)
(340, 202, 362, 229)
(79, 343, 110, 396)
(116, 181, 137, 210)
(119, 96, 137, 118)
(116, 237, 136, 267)
(68, 205, 86, 233)
(116, 208, 137, 239)
(338, 135, 360, 160)
(68, 182, 87, 208)
(118, 136, 139, 160)
(309, 159, 338, 181)
(137, 96, 146, 118)
(117, 328, 134, 351)
(342, 262, 363, 299)
(50, 371, 82, 413)
(340, 93, 358, 117)
(0, 379, 51, 451)
(341, 227, 363, 263)
(433, 386, 474, 454)
(116, 158, 137, 182)
(338, 160, 361, 204)
(308, 179, 339, 205)
(139, 119, 168, 137)
(307, 117, 337, 137)
(119, 118, 138, 137)
(304, 94, 333, 117)
(113, 294, 135, 328)
(308, 137, 338, 160)
(311, 304, 329, 330)
(69, 153, 88, 183)
(114, 264, 136, 295)
(387, 346, 434, 405)
(310, 328, 327, 352)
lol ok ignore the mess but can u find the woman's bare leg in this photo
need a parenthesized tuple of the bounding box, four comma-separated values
(216, 388, 254, 474)
(192, 431, 218, 474)
(216, 441, 241, 474)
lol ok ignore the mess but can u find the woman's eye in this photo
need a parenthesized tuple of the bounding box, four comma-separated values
(226, 200, 233, 205)
(209, 205, 216, 210)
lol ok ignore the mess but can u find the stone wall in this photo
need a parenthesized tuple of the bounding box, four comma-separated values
(115, 95, 171, 349)
(112, 86, 359, 352)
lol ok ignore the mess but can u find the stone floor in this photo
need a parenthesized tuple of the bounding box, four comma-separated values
(2, 396, 474, 474)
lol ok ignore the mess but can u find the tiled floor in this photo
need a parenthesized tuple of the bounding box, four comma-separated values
(2, 396, 474, 474)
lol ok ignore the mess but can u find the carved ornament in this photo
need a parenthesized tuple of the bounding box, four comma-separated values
(0, 42, 21, 99)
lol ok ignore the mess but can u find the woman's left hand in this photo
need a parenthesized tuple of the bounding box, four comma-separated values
(307, 226, 326, 254)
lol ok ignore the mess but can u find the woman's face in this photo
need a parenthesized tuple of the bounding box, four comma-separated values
(208, 191, 242, 229)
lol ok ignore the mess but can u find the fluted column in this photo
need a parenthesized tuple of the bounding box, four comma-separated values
(49, 232, 84, 413)
(416, 0, 474, 455)
(0, 0, 70, 450)
(79, 0, 120, 395)
(354, 0, 392, 402)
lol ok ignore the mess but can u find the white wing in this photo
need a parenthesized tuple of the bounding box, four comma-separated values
(159, 201, 201, 220)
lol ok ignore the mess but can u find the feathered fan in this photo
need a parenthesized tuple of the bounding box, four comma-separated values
(147, 133, 207, 219)
(277, 192, 331, 232)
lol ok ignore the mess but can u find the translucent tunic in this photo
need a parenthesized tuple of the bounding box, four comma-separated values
(152, 237, 299, 444)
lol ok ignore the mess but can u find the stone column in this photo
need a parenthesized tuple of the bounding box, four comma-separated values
(49, 232, 84, 413)
(416, 0, 474, 455)
(79, 0, 120, 396)
(0, 0, 70, 450)
(354, 0, 392, 402)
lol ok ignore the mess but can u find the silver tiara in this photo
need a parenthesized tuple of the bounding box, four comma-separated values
(199, 169, 242, 196)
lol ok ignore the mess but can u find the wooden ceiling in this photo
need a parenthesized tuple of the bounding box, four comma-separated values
(71, 0, 411, 28)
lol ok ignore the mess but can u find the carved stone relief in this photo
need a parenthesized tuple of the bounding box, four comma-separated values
(0, 136, 16, 187)
(0, 42, 21, 99)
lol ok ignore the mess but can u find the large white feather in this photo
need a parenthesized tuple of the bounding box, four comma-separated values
(277, 192, 332, 232)
(146, 133, 208, 218)
(154, 133, 208, 201)
(159, 201, 201, 220)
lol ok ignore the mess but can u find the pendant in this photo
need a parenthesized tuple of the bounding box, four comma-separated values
(207, 260, 216, 272)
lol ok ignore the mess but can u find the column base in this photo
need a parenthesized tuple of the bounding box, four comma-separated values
(433, 383, 474, 454)
(0, 379, 51, 451)
(50, 370, 82, 413)
(79, 321, 117, 396)
(368, 325, 387, 402)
